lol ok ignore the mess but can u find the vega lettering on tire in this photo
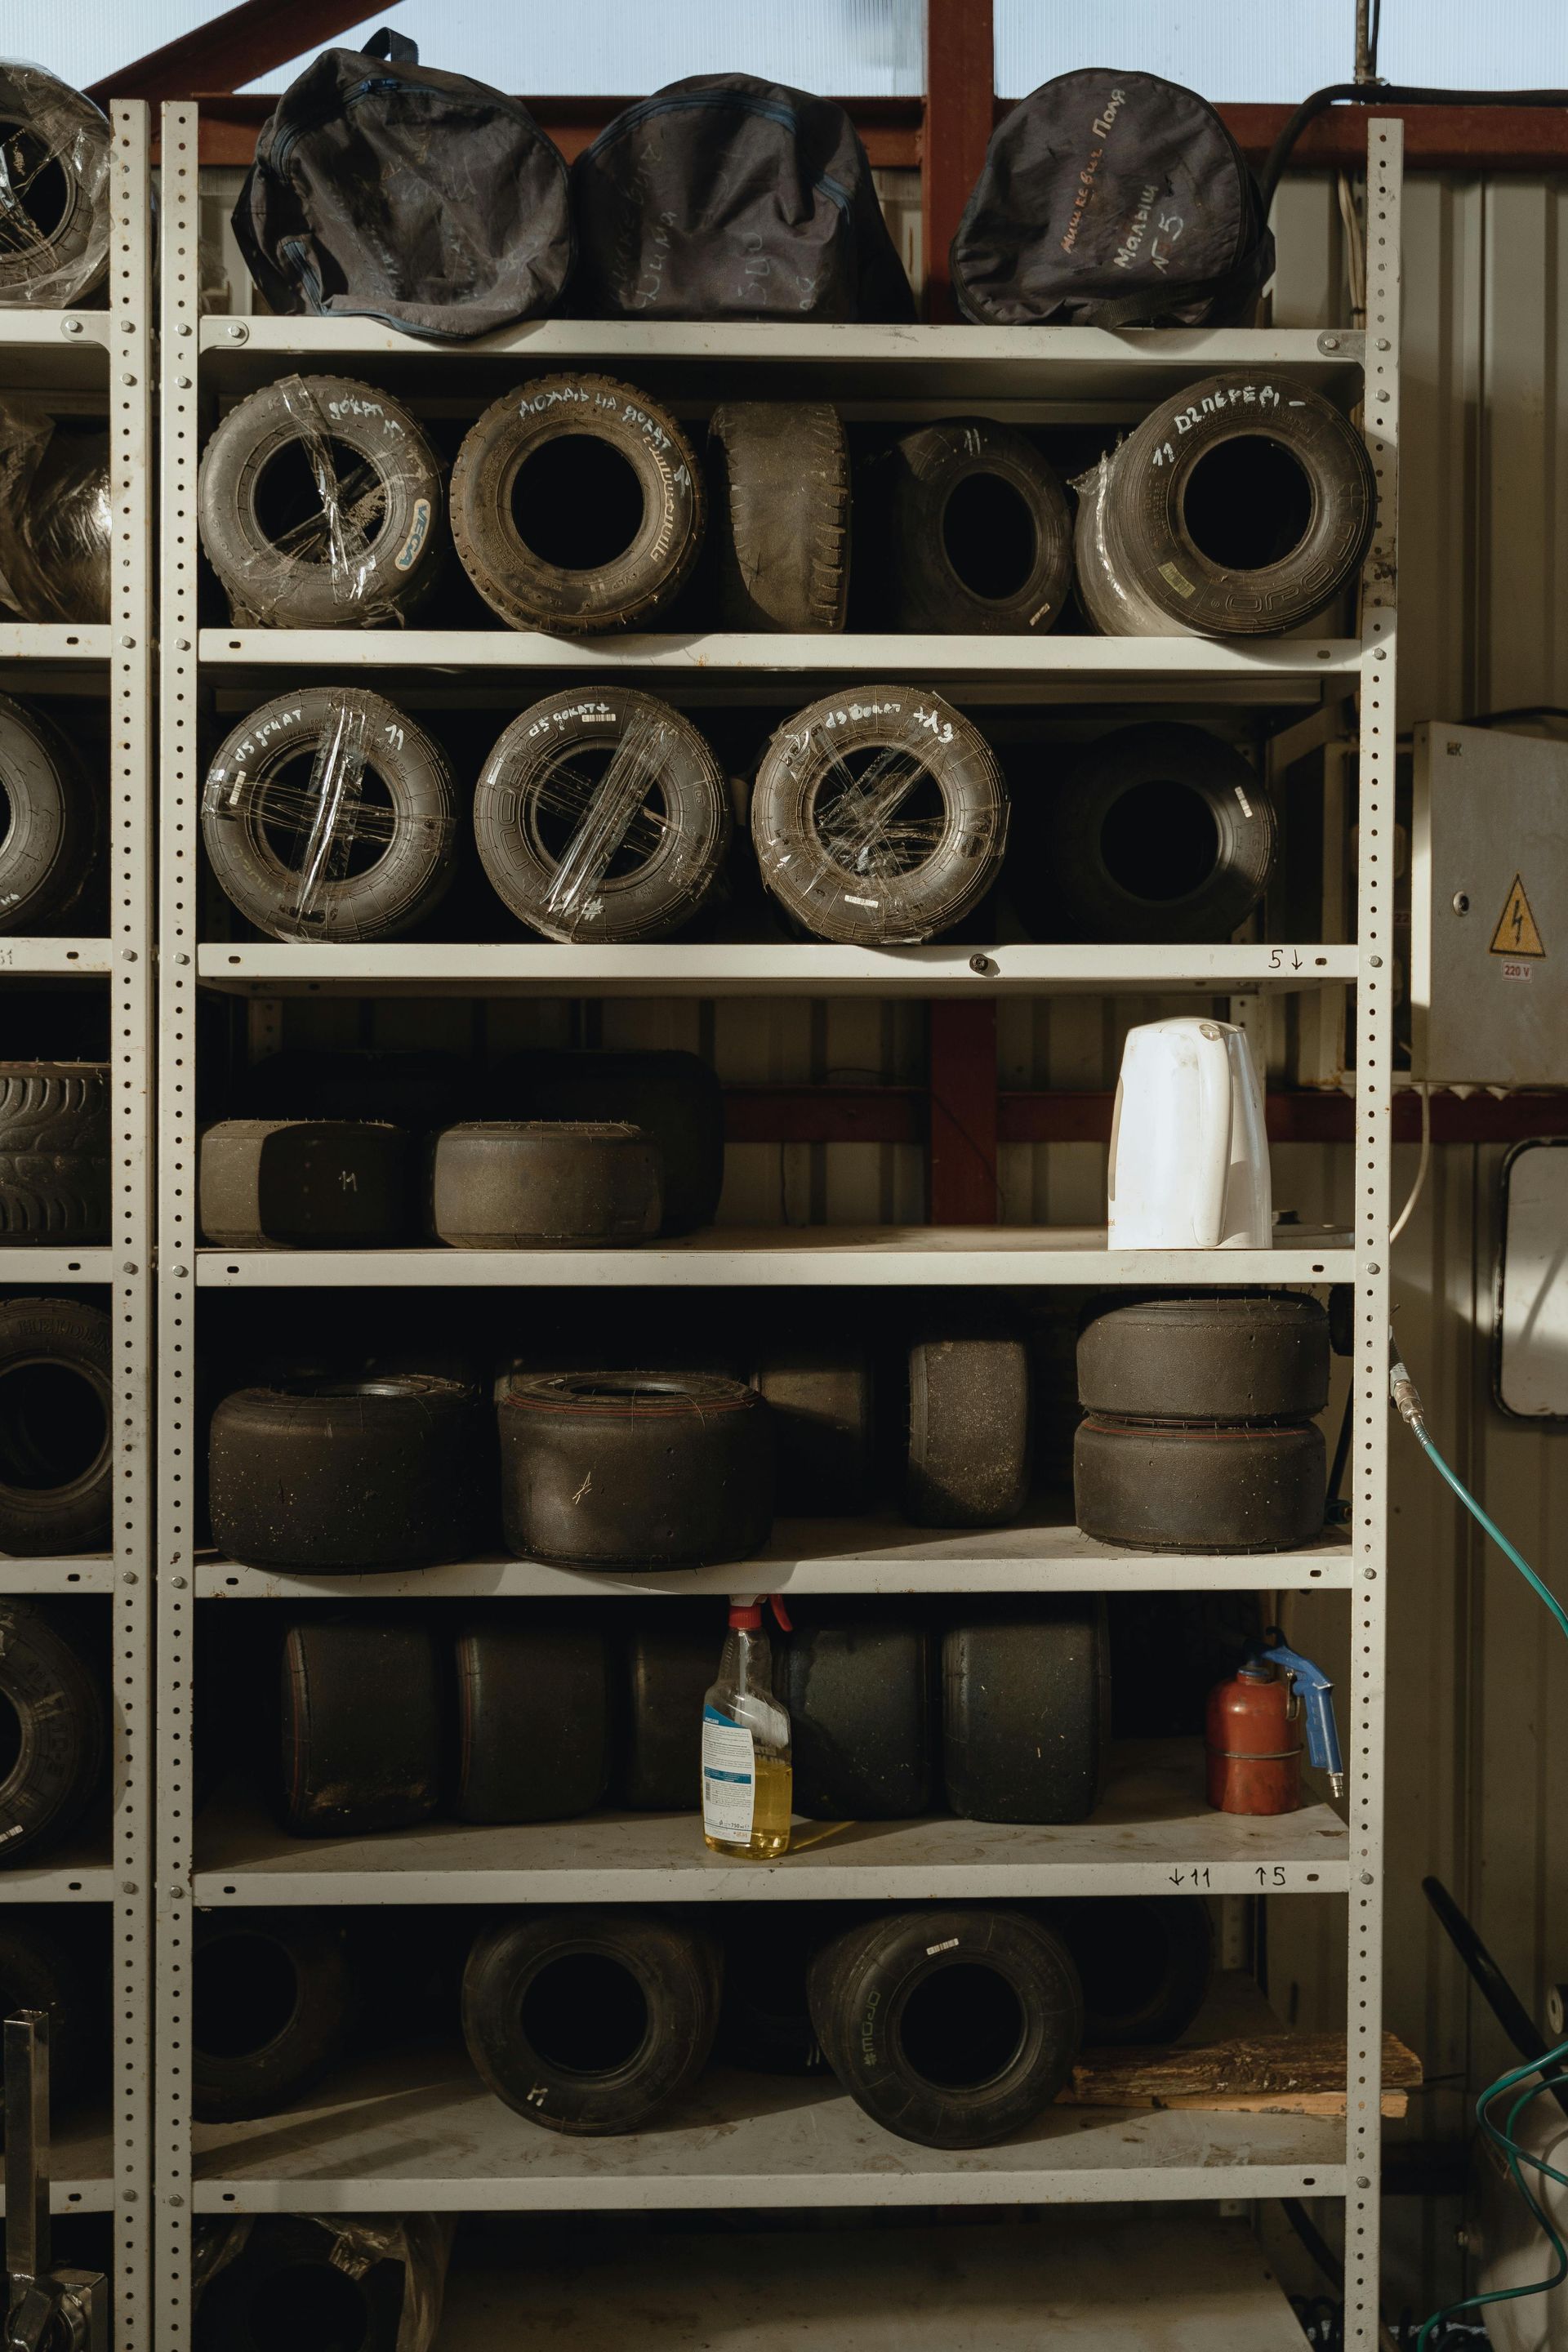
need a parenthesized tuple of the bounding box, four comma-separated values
(201, 688, 456, 942)
(752, 686, 1008, 945)
(0, 693, 103, 934)
(451, 373, 704, 633)
(474, 689, 730, 943)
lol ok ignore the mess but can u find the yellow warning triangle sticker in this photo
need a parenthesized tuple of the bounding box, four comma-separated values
(1490, 873, 1547, 957)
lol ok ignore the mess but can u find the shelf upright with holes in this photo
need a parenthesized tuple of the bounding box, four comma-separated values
(154, 99, 1398, 2345)
(0, 102, 155, 2345)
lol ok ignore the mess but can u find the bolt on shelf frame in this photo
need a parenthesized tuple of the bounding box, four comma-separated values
(153, 102, 1398, 2343)
(0, 102, 154, 2341)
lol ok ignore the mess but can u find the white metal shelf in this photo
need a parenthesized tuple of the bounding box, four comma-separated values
(2, 1858, 114, 1902)
(436, 2213, 1315, 2352)
(198, 1513, 1352, 1600)
(195, 1230, 1352, 1287)
(0, 624, 110, 662)
(192, 2045, 1345, 2213)
(0, 1553, 114, 1594)
(195, 940, 1358, 999)
(192, 1742, 1346, 1904)
(0, 1248, 113, 1283)
(0, 938, 113, 978)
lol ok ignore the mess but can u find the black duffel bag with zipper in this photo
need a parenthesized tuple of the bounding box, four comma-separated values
(232, 29, 572, 341)
(571, 73, 915, 323)
(952, 69, 1273, 327)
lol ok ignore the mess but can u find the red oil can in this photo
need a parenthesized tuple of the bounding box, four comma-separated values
(1205, 1663, 1303, 1815)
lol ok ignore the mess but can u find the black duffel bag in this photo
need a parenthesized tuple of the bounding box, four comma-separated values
(571, 74, 915, 323)
(232, 30, 572, 341)
(952, 69, 1273, 327)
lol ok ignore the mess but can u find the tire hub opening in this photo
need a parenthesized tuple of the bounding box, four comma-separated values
(194, 1934, 301, 2060)
(252, 436, 388, 565)
(256, 751, 396, 884)
(898, 1961, 1027, 2091)
(1100, 778, 1220, 904)
(942, 470, 1038, 602)
(814, 748, 945, 881)
(1179, 434, 1314, 572)
(520, 1950, 650, 2077)
(0, 126, 70, 243)
(512, 435, 647, 572)
(528, 745, 668, 886)
(0, 1361, 108, 1494)
(247, 2263, 372, 2352)
(0, 1691, 22, 1786)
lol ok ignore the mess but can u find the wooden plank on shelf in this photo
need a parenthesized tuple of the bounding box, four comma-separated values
(1065, 2028, 1421, 2120)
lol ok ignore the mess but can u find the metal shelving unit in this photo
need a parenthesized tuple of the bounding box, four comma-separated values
(0, 103, 154, 2346)
(155, 101, 1399, 2345)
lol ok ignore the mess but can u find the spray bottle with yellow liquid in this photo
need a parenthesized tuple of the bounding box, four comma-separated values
(701, 1596, 793, 1860)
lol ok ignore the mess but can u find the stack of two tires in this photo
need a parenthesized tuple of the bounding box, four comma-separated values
(1072, 1294, 1330, 1553)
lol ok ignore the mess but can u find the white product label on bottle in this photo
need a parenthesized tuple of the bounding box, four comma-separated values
(702, 1711, 755, 1843)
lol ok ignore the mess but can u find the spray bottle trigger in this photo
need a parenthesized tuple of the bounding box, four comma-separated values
(768, 1596, 793, 1633)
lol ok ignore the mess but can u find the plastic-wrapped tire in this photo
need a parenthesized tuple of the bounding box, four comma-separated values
(1077, 1292, 1330, 1423)
(0, 1602, 105, 1866)
(191, 1910, 354, 2123)
(500, 1370, 773, 1568)
(1075, 1415, 1326, 1552)
(781, 1610, 933, 1820)
(1031, 724, 1277, 944)
(710, 402, 849, 632)
(714, 1907, 831, 2075)
(752, 687, 1008, 945)
(0, 1913, 99, 2101)
(461, 1908, 722, 2134)
(198, 375, 444, 628)
(199, 1118, 416, 1248)
(623, 1619, 715, 1811)
(886, 418, 1072, 635)
(0, 69, 110, 307)
(1050, 1895, 1214, 2047)
(0, 1295, 113, 1553)
(808, 1905, 1082, 2149)
(490, 1048, 724, 1236)
(280, 1615, 443, 1837)
(208, 1374, 488, 1571)
(455, 1615, 612, 1824)
(751, 1339, 876, 1517)
(906, 1322, 1031, 1528)
(942, 1601, 1109, 1825)
(0, 693, 103, 934)
(201, 688, 456, 943)
(473, 689, 729, 943)
(430, 1120, 662, 1248)
(1076, 372, 1377, 638)
(451, 375, 704, 633)
(0, 1062, 109, 1242)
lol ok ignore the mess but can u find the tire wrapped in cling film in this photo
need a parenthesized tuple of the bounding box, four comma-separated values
(709, 402, 849, 632)
(198, 375, 445, 629)
(0, 68, 111, 308)
(474, 689, 730, 942)
(0, 404, 109, 621)
(192, 2213, 455, 2352)
(0, 1295, 113, 1554)
(450, 374, 704, 633)
(751, 686, 1008, 945)
(201, 687, 456, 942)
(0, 693, 103, 934)
(885, 418, 1072, 635)
(1073, 372, 1376, 638)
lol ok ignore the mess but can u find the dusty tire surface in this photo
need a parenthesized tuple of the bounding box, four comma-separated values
(0, 693, 103, 934)
(280, 1615, 443, 1837)
(198, 375, 445, 628)
(623, 1618, 716, 1811)
(451, 374, 704, 633)
(208, 1374, 488, 1571)
(808, 1905, 1082, 2149)
(0, 1062, 109, 1242)
(456, 1615, 613, 1824)
(474, 688, 730, 943)
(906, 1321, 1031, 1527)
(430, 1119, 662, 1247)
(942, 1600, 1110, 1825)
(1076, 1291, 1330, 1423)
(198, 1117, 416, 1247)
(190, 1910, 354, 2122)
(1075, 1414, 1326, 1552)
(710, 401, 849, 631)
(461, 1907, 722, 2134)
(887, 417, 1072, 634)
(752, 686, 1008, 944)
(0, 1601, 106, 1867)
(782, 1610, 934, 1820)
(202, 688, 456, 942)
(0, 1294, 113, 1553)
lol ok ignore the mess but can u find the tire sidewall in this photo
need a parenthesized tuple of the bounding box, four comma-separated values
(890, 420, 1073, 635)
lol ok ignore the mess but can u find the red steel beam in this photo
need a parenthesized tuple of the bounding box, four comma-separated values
(927, 1002, 1000, 1223)
(922, 0, 993, 321)
(90, 0, 394, 105)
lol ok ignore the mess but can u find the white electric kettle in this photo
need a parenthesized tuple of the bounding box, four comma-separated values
(1107, 1016, 1272, 1250)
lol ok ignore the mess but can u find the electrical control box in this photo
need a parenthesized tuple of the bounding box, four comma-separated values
(1412, 720, 1568, 1085)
